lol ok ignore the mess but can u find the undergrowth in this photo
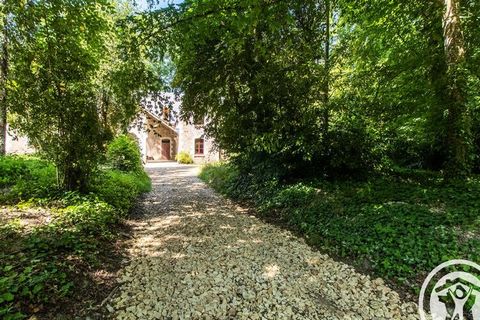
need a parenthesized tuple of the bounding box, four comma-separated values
(0, 139, 151, 319)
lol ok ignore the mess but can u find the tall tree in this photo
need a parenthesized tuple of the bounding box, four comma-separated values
(165, 0, 340, 177)
(442, 0, 471, 176)
(8, 0, 113, 190)
(335, 0, 478, 175)
(0, 1, 10, 155)
(322, 0, 331, 137)
(5, 0, 164, 190)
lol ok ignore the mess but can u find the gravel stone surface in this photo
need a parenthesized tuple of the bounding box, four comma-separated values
(109, 162, 419, 320)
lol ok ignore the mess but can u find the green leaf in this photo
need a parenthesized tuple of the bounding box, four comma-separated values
(2, 293, 15, 302)
(32, 284, 43, 294)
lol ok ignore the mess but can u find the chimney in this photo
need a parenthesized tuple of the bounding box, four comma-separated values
(163, 106, 170, 122)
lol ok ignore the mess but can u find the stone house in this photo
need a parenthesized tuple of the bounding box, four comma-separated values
(129, 110, 179, 162)
(177, 117, 221, 164)
(129, 109, 221, 164)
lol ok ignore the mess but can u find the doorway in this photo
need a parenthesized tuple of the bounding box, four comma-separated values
(161, 139, 171, 160)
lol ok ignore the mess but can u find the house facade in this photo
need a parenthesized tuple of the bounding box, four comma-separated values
(177, 118, 221, 163)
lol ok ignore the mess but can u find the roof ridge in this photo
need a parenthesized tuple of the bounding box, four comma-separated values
(143, 108, 178, 133)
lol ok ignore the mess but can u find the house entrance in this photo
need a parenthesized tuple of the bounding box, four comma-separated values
(161, 139, 171, 160)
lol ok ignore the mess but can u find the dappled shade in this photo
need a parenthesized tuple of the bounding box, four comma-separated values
(109, 164, 418, 319)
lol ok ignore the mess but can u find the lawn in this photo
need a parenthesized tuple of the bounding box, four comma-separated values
(200, 163, 480, 295)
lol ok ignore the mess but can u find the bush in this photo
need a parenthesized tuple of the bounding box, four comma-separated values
(324, 116, 379, 177)
(90, 170, 151, 212)
(0, 156, 58, 202)
(199, 162, 239, 194)
(176, 151, 194, 164)
(0, 156, 29, 187)
(106, 135, 143, 172)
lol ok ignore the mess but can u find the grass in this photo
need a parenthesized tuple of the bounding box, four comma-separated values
(0, 155, 151, 319)
(200, 162, 480, 294)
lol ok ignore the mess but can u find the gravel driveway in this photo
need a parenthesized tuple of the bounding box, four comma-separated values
(109, 162, 419, 320)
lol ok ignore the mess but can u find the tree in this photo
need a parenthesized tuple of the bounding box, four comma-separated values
(334, 0, 478, 175)
(0, 16, 7, 156)
(6, 0, 159, 190)
(95, 1, 164, 134)
(0, 0, 12, 155)
(4, 0, 477, 184)
(7, 0, 110, 190)
(441, 0, 471, 177)
(2, 0, 164, 190)
(162, 0, 343, 177)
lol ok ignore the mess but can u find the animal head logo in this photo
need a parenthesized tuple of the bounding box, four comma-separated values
(419, 260, 480, 320)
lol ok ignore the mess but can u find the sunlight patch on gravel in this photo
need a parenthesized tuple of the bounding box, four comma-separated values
(108, 163, 419, 320)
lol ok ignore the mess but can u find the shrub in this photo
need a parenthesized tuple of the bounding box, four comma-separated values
(0, 156, 29, 187)
(90, 170, 151, 213)
(106, 135, 143, 172)
(324, 116, 379, 177)
(200, 163, 233, 189)
(176, 151, 194, 164)
(0, 156, 58, 202)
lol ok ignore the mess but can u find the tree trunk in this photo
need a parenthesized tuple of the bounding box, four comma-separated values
(322, 0, 331, 137)
(0, 15, 8, 156)
(442, 0, 471, 177)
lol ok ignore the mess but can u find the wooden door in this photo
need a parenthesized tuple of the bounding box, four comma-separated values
(161, 139, 171, 160)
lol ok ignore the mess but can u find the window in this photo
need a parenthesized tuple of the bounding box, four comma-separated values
(195, 138, 204, 155)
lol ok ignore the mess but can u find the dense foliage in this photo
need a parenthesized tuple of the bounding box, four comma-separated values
(106, 134, 144, 172)
(200, 163, 480, 292)
(137, 0, 480, 180)
(0, 2, 157, 317)
(1, 0, 161, 190)
(0, 0, 479, 314)
(154, 2, 480, 291)
(0, 151, 150, 318)
(0, 156, 57, 202)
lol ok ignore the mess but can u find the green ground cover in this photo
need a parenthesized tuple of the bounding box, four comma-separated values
(0, 136, 151, 319)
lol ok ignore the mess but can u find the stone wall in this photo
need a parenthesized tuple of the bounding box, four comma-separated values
(177, 121, 220, 164)
(145, 116, 178, 161)
(129, 114, 178, 162)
